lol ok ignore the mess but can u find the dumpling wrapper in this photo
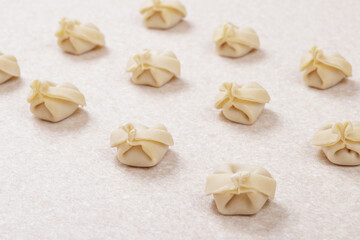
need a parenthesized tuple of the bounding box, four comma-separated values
(0, 52, 20, 84)
(213, 23, 260, 58)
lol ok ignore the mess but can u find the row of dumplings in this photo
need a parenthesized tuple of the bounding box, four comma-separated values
(0, 22, 353, 91)
(1, 0, 359, 216)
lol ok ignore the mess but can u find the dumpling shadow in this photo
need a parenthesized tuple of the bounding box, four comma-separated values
(216, 201, 290, 235)
(32, 108, 89, 132)
(316, 150, 360, 174)
(0, 77, 23, 94)
(62, 47, 109, 61)
(166, 20, 192, 33)
(320, 78, 359, 97)
(216, 108, 280, 133)
(130, 76, 189, 94)
(113, 150, 180, 179)
(316, 150, 334, 166)
(222, 49, 266, 64)
(251, 108, 281, 130)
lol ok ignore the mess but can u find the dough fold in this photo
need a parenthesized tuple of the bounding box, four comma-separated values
(312, 121, 360, 166)
(27, 80, 86, 122)
(0, 52, 20, 84)
(126, 49, 181, 87)
(111, 123, 174, 167)
(140, 0, 186, 29)
(55, 18, 105, 55)
(213, 23, 260, 58)
(205, 163, 276, 215)
(215, 82, 270, 124)
(300, 46, 352, 89)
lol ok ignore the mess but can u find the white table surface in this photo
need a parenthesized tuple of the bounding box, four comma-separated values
(0, 0, 359, 239)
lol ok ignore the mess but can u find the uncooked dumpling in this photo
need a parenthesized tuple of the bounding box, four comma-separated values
(55, 17, 105, 55)
(312, 121, 360, 166)
(300, 46, 352, 89)
(110, 123, 174, 167)
(213, 23, 260, 58)
(126, 49, 181, 87)
(0, 52, 20, 84)
(205, 163, 276, 215)
(215, 82, 270, 125)
(140, 0, 186, 29)
(27, 80, 86, 122)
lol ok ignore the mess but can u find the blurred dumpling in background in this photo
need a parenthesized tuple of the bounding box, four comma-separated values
(213, 23, 260, 58)
(55, 18, 105, 55)
(0, 52, 20, 84)
(140, 0, 186, 29)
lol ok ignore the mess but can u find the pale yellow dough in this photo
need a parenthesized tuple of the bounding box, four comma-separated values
(110, 123, 174, 167)
(300, 46, 352, 89)
(126, 49, 181, 87)
(0, 52, 20, 84)
(205, 163, 276, 215)
(27, 80, 86, 123)
(213, 23, 260, 58)
(140, 0, 186, 29)
(55, 18, 105, 55)
(312, 121, 360, 166)
(215, 82, 270, 125)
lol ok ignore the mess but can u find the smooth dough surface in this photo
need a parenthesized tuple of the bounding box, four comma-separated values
(300, 46, 352, 89)
(140, 0, 186, 29)
(215, 82, 270, 125)
(27, 80, 86, 122)
(126, 49, 181, 87)
(212, 22, 260, 58)
(205, 163, 276, 215)
(0, 52, 20, 84)
(110, 123, 174, 167)
(55, 17, 105, 55)
(312, 121, 360, 166)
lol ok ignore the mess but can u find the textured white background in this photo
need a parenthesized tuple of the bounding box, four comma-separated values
(0, 0, 360, 239)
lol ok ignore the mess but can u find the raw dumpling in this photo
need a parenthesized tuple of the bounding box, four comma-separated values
(126, 49, 181, 87)
(140, 0, 186, 29)
(215, 82, 270, 125)
(312, 121, 360, 166)
(205, 163, 276, 215)
(110, 123, 174, 167)
(300, 46, 352, 89)
(27, 80, 86, 122)
(0, 52, 20, 84)
(55, 17, 105, 55)
(213, 23, 260, 58)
